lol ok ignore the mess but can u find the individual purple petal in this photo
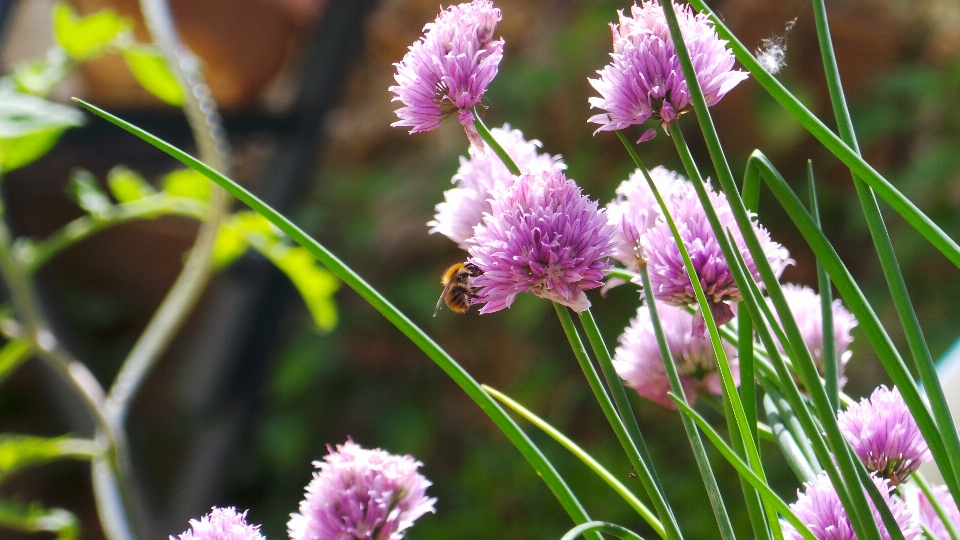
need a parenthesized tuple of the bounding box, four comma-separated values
(588, 1, 748, 138)
(837, 385, 932, 486)
(172, 507, 264, 540)
(468, 170, 617, 313)
(429, 124, 566, 249)
(390, 1, 504, 142)
(613, 301, 737, 409)
(288, 440, 436, 540)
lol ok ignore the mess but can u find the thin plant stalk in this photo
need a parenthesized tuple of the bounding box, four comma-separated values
(806, 163, 839, 412)
(629, 268, 737, 540)
(75, 99, 604, 540)
(810, 0, 960, 499)
(484, 385, 665, 539)
(555, 305, 683, 540)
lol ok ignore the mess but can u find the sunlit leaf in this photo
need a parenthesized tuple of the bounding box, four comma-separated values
(0, 434, 97, 484)
(162, 168, 211, 200)
(68, 169, 111, 217)
(120, 45, 184, 106)
(212, 211, 274, 269)
(0, 89, 83, 171)
(106, 165, 155, 203)
(52, 2, 127, 60)
(270, 246, 340, 332)
(0, 340, 32, 388)
(10, 48, 70, 97)
(0, 500, 78, 540)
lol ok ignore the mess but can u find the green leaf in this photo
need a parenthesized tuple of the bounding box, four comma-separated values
(0, 339, 32, 388)
(120, 45, 184, 106)
(10, 48, 71, 97)
(213, 212, 341, 331)
(0, 89, 84, 171)
(269, 247, 340, 332)
(106, 165, 155, 203)
(0, 434, 97, 484)
(68, 169, 111, 217)
(0, 500, 78, 540)
(163, 168, 211, 200)
(73, 99, 603, 540)
(52, 2, 127, 60)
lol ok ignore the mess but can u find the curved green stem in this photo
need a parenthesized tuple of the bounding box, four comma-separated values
(561, 521, 648, 540)
(484, 385, 665, 539)
(555, 305, 682, 540)
(74, 98, 601, 540)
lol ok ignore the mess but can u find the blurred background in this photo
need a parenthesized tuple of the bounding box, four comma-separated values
(1, 0, 959, 538)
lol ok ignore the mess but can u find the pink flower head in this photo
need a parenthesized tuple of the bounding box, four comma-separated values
(588, 1, 748, 141)
(783, 472, 922, 540)
(770, 284, 857, 385)
(390, 1, 504, 148)
(428, 124, 566, 249)
(467, 170, 617, 313)
(640, 176, 791, 328)
(916, 484, 960, 540)
(605, 166, 689, 270)
(172, 507, 264, 540)
(837, 385, 932, 486)
(288, 440, 436, 540)
(613, 302, 737, 409)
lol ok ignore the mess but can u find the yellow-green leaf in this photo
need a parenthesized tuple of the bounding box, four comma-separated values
(270, 247, 340, 332)
(162, 168, 211, 200)
(120, 45, 184, 105)
(0, 434, 97, 484)
(106, 165, 155, 202)
(0, 89, 84, 171)
(212, 211, 276, 269)
(52, 2, 127, 60)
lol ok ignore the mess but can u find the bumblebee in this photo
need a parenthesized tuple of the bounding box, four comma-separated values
(434, 262, 483, 316)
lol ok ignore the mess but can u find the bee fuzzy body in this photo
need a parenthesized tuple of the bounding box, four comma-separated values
(434, 262, 483, 316)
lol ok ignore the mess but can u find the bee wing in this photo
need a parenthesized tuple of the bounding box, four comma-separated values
(434, 281, 454, 317)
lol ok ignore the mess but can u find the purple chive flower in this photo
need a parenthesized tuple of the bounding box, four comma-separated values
(428, 124, 566, 249)
(915, 484, 960, 540)
(390, 0, 504, 148)
(288, 440, 436, 540)
(783, 472, 922, 540)
(613, 302, 737, 409)
(468, 170, 617, 313)
(605, 166, 689, 271)
(837, 385, 932, 486)
(770, 284, 857, 385)
(588, 1, 748, 141)
(640, 176, 790, 327)
(172, 507, 264, 540)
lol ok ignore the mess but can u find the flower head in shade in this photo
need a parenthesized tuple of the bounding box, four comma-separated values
(783, 472, 922, 540)
(837, 385, 932, 486)
(429, 124, 566, 249)
(641, 178, 791, 327)
(915, 484, 960, 540)
(605, 166, 689, 271)
(588, 1, 748, 141)
(288, 440, 436, 540)
(770, 284, 857, 385)
(390, 1, 504, 148)
(172, 507, 264, 540)
(467, 170, 617, 313)
(613, 302, 737, 409)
